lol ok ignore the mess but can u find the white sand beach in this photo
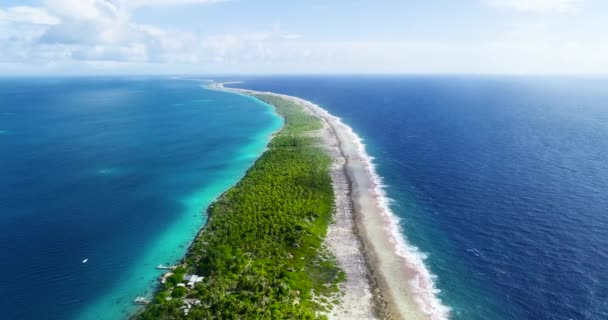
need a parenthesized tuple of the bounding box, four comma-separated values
(212, 82, 450, 320)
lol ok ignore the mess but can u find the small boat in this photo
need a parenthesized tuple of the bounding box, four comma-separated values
(82, 258, 88, 263)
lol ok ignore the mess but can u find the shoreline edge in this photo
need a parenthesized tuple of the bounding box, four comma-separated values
(213, 82, 450, 320)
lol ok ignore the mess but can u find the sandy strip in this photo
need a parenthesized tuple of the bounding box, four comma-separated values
(211, 83, 450, 320)
(307, 98, 377, 319)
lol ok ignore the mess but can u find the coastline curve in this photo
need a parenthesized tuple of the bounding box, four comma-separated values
(215, 82, 451, 320)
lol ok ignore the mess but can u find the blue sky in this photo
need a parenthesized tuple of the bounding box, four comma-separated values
(0, 0, 607, 74)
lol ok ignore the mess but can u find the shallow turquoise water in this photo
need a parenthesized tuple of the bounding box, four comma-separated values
(0, 78, 282, 320)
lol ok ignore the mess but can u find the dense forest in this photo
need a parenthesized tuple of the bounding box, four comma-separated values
(137, 94, 344, 319)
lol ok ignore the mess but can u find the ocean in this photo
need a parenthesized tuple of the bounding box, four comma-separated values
(230, 76, 608, 320)
(0, 77, 282, 320)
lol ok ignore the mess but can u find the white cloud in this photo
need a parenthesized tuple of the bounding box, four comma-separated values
(187, 25, 608, 75)
(0, 0, 308, 68)
(0, 0, 205, 64)
(281, 33, 303, 40)
(0, 6, 61, 25)
(481, 0, 580, 12)
(42, 0, 123, 21)
(1, 0, 606, 74)
(127, 0, 229, 8)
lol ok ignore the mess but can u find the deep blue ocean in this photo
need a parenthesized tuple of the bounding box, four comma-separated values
(0, 77, 281, 320)
(230, 76, 608, 320)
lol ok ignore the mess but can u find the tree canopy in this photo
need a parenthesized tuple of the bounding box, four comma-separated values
(137, 94, 343, 320)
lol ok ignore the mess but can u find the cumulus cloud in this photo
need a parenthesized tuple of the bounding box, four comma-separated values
(0, 0, 308, 68)
(481, 0, 580, 12)
(0, 6, 60, 25)
(127, 0, 229, 8)
(0, 0, 206, 64)
(42, 0, 123, 21)
(1, 0, 606, 74)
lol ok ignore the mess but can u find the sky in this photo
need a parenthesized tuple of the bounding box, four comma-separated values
(0, 0, 607, 75)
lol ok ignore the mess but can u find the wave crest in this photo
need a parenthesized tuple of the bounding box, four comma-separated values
(296, 95, 451, 320)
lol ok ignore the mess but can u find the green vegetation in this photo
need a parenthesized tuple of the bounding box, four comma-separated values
(137, 94, 343, 319)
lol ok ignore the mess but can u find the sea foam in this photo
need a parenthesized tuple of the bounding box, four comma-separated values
(287, 94, 451, 320)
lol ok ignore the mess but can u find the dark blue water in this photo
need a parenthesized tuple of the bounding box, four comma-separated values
(231, 76, 608, 320)
(0, 77, 281, 320)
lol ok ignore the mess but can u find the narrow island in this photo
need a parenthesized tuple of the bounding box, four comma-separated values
(136, 83, 449, 320)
